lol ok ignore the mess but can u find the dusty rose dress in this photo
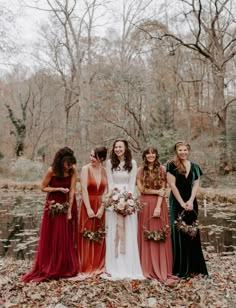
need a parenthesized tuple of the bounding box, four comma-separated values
(78, 167, 107, 275)
(137, 167, 179, 284)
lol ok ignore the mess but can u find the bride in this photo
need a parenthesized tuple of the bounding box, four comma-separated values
(105, 139, 143, 279)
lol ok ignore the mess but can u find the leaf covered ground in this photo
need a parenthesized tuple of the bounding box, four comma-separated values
(0, 252, 235, 308)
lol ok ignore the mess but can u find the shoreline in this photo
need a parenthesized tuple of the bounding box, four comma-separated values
(0, 179, 235, 204)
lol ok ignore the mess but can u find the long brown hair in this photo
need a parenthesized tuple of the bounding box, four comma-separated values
(110, 139, 132, 172)
(142, 147, 162, 189)
(172, 141, 191, 174)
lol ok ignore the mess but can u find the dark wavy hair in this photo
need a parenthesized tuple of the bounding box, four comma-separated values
(110, 139, 132, 173)
(52, 147, 77, 177)
(94, 146, 107, 162)
(172, 141, 191, 174)
(142, 147, 162, 189)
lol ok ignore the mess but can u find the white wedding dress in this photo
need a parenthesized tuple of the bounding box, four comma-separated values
(105, 159, 144, 279)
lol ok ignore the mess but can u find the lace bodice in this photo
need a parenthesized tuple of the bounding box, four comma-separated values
(106, 159, 137, 194)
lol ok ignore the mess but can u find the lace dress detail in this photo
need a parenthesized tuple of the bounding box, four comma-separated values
(105, 159, 144, 279)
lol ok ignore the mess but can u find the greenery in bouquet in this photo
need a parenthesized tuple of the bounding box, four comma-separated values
(105, 187, 143, 216)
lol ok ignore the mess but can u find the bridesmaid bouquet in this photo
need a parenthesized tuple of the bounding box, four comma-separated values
(174, 211, 199, 238)
(48, 200, 69, 216)
(81, 227, 106, 243)
(143, 217, 170, 242)
(105, 188, 143, 216)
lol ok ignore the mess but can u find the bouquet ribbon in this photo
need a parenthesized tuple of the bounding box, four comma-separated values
(115, 214, 126, 257)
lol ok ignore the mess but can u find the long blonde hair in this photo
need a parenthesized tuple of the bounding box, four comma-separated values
(172, 141, 191, 174)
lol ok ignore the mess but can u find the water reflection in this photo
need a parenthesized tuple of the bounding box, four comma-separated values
(199, 203, 236, 255)
(0, 191, 235, 259)
(0, 191, 44, 260)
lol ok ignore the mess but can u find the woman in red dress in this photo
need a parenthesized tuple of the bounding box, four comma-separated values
(22, 147, 79, 282)
(78, 147, 107, 277)
(137, 147, 179, 284)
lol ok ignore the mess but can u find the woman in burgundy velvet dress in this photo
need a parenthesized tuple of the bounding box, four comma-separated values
(22, 147, 79, 282)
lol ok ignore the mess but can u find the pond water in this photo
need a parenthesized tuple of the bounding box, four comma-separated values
(0, 191, 235, 260)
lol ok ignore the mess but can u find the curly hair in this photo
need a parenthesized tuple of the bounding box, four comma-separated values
(52, 147, 77, 177)
(141, 147, 163, 190)
(172, 141, 191, 174)
(110, 139, 132, 173)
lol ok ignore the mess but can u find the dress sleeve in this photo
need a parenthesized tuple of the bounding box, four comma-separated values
(166, 161, 176, 176)
(128, 160, 137, 194)
(192, 163, 203, 180)
(106, 159, 114, 192)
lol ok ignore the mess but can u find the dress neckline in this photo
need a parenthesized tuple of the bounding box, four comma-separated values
(89, 165, 102, 189)
(184, 161, 192, 179)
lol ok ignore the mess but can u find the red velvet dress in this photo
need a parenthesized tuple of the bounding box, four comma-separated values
(137, 167, 179, 284)
(78, 167, 106, 275)
(22, 176, 79, 282)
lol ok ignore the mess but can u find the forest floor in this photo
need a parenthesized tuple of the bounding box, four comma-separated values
(0, 252, 235, 307)
(0, 176, 235, 307)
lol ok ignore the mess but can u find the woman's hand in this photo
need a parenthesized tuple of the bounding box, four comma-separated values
(153, 205, 161, 217)
(96, 206, 104, 219)
(87, 207, 95, 218)
(157, 188, 165, 197)
(60, 188, 70, 194)
(186, 200, 194, 211)
(67, 208, 72, 220)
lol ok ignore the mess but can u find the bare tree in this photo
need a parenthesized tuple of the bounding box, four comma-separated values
(5, 91, 30, 158)
(137, 0, 236, 171)
(27, 71, 60, 160)
(93, 0, 155, 153)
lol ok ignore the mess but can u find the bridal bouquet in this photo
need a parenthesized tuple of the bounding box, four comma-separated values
(105, 187, 143, 216)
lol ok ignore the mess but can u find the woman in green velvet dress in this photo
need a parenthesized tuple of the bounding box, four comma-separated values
(166, 141, 208, 278)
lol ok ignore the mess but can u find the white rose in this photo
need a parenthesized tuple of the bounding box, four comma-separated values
(119, 198, 125, 204)
(112, 195, 119, 201)
(117, 203, 125, 211)
(127, 199, 135, 206)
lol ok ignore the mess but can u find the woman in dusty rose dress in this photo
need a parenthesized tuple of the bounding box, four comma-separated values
(22, 147, 79, 282)
(78, 147, 107, 277)
(137, 147, 179, 284)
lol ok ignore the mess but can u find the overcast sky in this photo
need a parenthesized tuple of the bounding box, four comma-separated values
(0, 0, 170, 70)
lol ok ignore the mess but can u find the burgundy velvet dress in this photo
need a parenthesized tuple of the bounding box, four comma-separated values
(22, 176, 79, 282)
(78, 167, 106, 275)
(137, 167, 179, 284)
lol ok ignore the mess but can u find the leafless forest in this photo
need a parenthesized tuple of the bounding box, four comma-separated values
(0, 0, 236, 178)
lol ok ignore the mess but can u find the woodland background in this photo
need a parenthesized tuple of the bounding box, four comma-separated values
(0, 0, 236, 183)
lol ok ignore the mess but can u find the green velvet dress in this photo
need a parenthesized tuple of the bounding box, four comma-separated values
(166, 161, 208, 278)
